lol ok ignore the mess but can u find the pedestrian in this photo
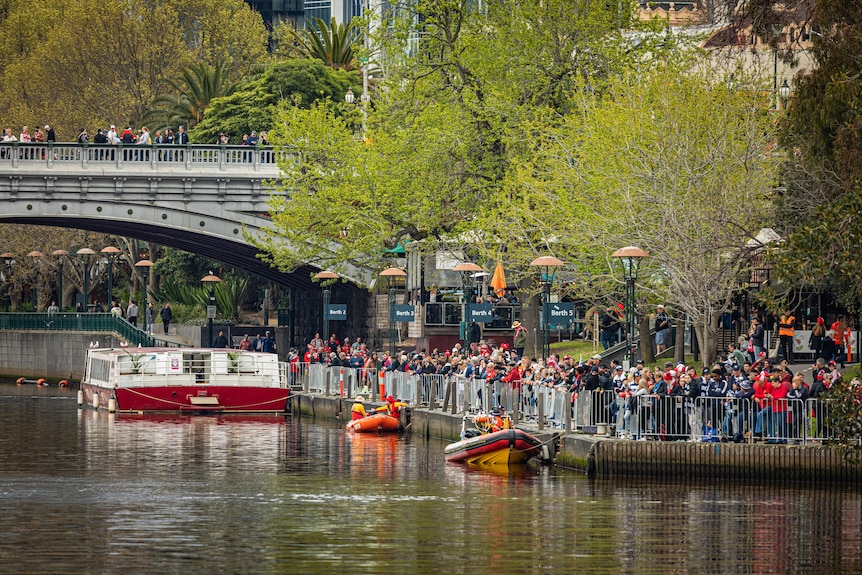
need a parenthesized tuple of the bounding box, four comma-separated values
(145, 302, 156, 334)
(160, 302, 172, 335)
(238, 334, 252, 350)
(261, 330, 276, 353)
(655, 304, 671, 354)
(126, 299, 139, 327)
(212, 330, 229, 348)
(47, 301, 60, 315)
(44, 125, 56, 142)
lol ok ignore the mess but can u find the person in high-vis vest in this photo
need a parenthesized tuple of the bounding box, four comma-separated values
(351, 396, 368, 420)
(778, 310, 796, 364)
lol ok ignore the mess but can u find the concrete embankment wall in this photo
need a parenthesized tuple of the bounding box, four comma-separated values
(0, 331, 123, 380)
(289, 394, 861, 482)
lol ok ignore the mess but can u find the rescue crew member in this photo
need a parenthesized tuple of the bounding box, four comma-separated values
(778, 310, 796, 364)
(375, 395, 407, 419)
(351, 396, 368, 420)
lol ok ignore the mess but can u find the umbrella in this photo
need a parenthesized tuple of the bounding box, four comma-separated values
(490, 261, 507, 297)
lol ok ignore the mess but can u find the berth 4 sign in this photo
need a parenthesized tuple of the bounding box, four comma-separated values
(467, 304, 494, 323)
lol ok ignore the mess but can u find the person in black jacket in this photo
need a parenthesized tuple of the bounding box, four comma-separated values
(159, 302, 172, 335)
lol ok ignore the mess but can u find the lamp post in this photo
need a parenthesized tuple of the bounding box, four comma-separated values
(134, 259, 153, 307)
(529, 256, 564, 362)
(380, 267, 407, 356)
(77, 248, 96, 312)
(52, 250, 68, 309)
(314, 270, 340, 348)
(612, 246, 649, 367)
(27, 251, 43, 309)
(778, 80, 792, 110)
(454, 262, 483, 349)
(201, 272, 222, 347)
(1, 252, 15, 312)
(100, 246, 121, 305)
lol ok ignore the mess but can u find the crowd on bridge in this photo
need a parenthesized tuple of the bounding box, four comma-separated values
(1, 124, 270, 147)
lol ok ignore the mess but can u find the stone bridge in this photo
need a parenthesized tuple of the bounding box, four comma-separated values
(0, 142, 370, 288)
(0, 142, 373, 344)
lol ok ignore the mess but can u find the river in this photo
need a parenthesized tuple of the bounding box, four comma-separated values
(0, 384, 860, 574)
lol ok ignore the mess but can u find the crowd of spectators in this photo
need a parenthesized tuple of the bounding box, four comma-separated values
(291, 328, 856, 444)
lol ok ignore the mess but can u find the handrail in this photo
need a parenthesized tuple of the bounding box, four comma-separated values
(0, 312, 183, 347)
(0, 142, 285, 172)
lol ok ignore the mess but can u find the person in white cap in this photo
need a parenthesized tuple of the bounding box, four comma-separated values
(655, 304, 671, 354)
(350, 396, 368, 420)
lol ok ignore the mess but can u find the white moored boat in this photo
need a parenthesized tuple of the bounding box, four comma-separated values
(80, 348, 290, 414)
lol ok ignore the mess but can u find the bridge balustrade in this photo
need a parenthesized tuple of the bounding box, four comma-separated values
(0, 142, 283, 172)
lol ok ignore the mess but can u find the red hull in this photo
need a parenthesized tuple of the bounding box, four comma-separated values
(83, 384, 290, 413)
(444, 429, 543, 464)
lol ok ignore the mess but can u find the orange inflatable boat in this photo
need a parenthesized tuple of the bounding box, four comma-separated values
(346, 413, 400, 433)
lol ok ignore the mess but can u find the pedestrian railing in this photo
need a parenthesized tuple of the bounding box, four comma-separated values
(0, 312, 179, 347)
(285, 367, 860, 445)
(0, 142, 284, 172)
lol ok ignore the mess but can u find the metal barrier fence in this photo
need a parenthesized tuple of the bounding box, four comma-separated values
(286, 367, 858, 446)
(0, 312, 178, 347)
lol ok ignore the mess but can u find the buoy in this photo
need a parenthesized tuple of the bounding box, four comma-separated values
(16, 377, 49, 386)
(77, 390, 84, 407)
(108, 397, 117, 413)
(93, 393, 100, 409)
(58, 380, 68, 387)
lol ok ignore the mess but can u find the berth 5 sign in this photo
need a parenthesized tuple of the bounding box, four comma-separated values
(545, 302, 574, 326)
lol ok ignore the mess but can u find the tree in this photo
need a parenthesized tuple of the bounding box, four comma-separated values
(143, 61, 239, 132)
(257, 0, 636, 278)
(0, 0, 268, 137)
(773, 0, 862, 312)
(290, 17, 361, 70)
(190, 59, 359, 144)
(501, 66, 781, 365)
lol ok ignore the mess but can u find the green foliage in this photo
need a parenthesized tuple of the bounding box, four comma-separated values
(0, 0, 268, 137)
(824, 377, 862, 464)
(290, 17, 361, 70)
(148, 276, 246, 323)
(775, 0, 862, 309)
(144, 61, 239, 132)
(191, 59, 359, 144)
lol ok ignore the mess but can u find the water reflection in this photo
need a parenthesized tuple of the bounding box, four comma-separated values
(0, 384, 860, 574)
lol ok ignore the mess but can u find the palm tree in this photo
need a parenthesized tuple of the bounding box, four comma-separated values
(144, 61, 238, 132)
(294, 17, 361, 70)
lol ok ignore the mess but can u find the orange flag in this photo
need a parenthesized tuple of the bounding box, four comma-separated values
(490, 261, 507, 297)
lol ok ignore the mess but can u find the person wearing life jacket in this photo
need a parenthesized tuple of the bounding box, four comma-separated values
(778, 310, 796, 364)
(350, 396, 368, 420)
(489, 407, 510, 432)
(375, 395, 407, 419)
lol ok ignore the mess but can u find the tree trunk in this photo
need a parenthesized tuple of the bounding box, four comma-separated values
(639, 313, 655, 365)
(695, 316, 719, 367)
(673, 315, 686, 366)
(523, 292, 540, 361)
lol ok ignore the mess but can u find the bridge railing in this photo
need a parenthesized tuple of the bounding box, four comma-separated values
(0, 312, 181, 347)
(0, 142, 284, 173)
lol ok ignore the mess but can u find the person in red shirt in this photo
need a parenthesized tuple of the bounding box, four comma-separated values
(767, 377, 789, 443)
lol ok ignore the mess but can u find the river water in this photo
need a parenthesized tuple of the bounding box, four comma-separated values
(1, 384, 860, 575)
